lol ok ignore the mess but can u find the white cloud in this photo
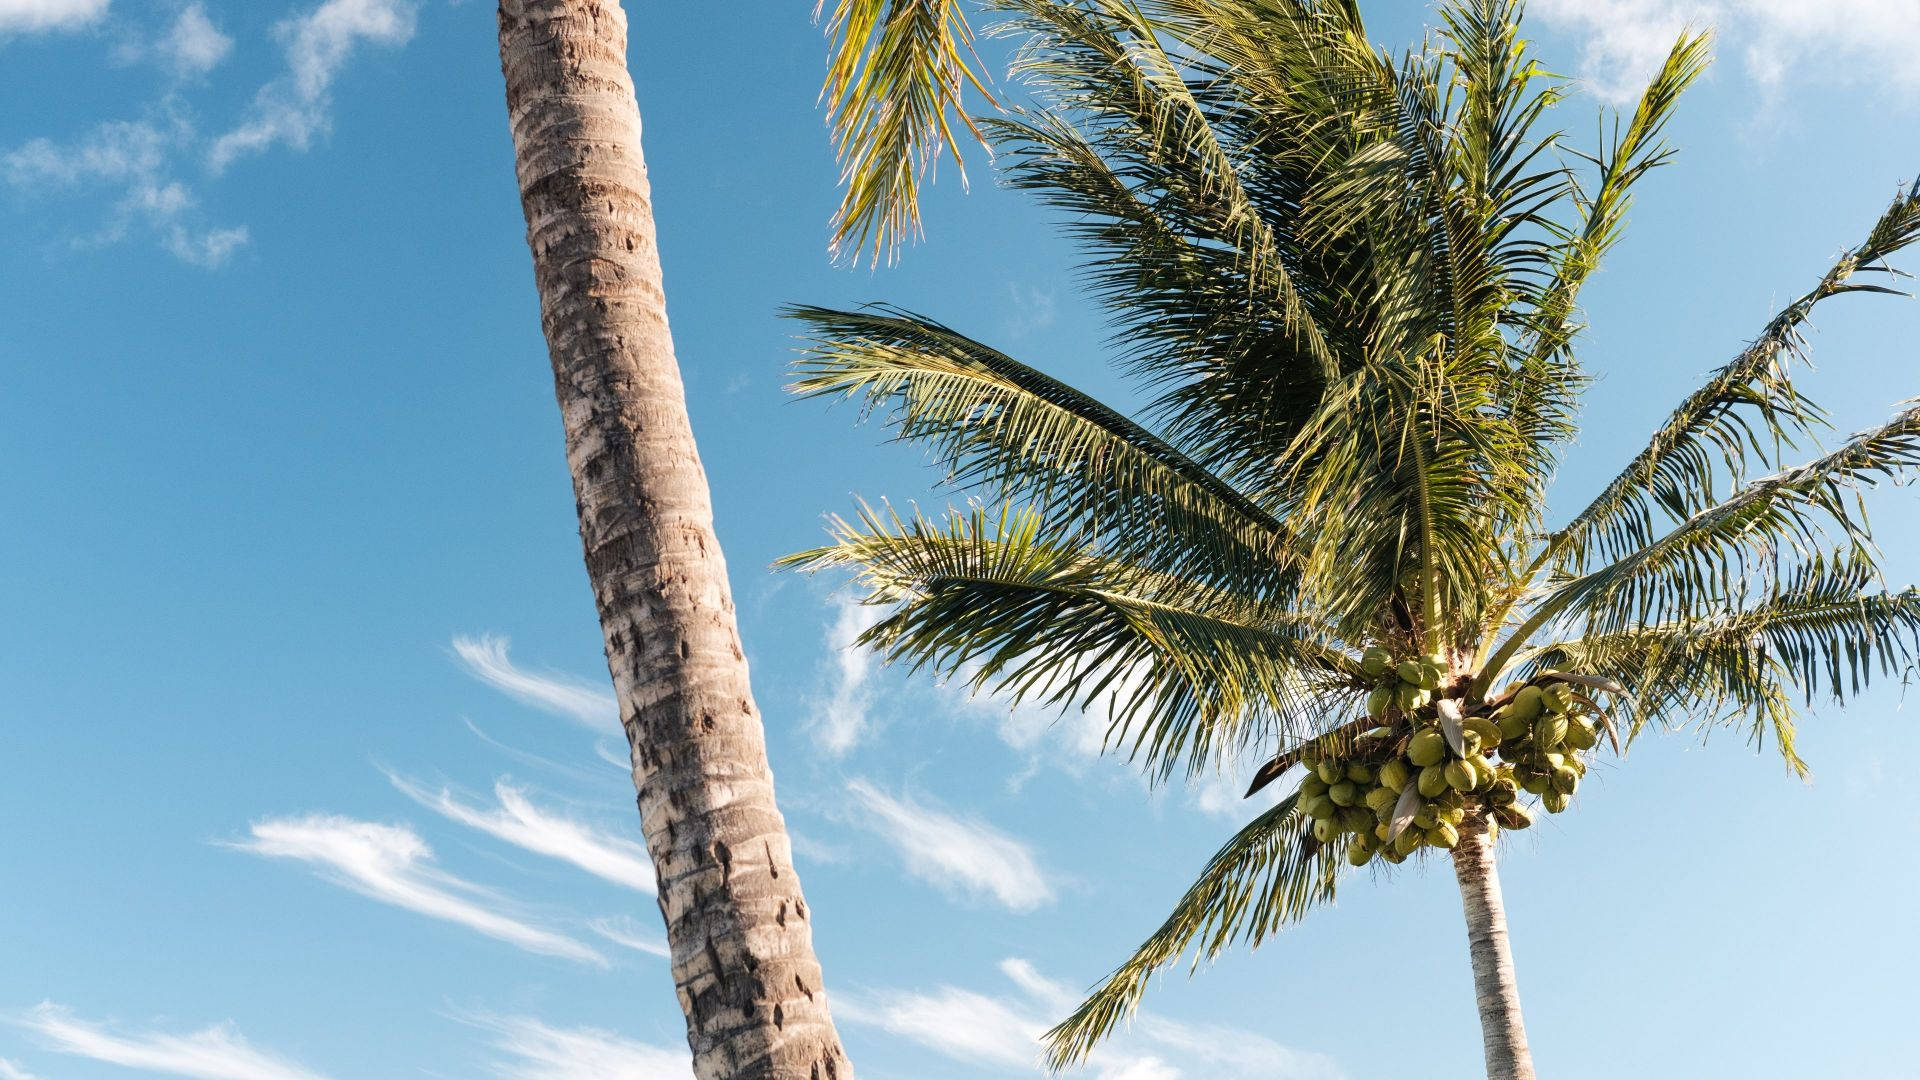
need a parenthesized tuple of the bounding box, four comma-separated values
(453, 634, 617, 730)
(588, 915, 671, 959)
(0, 0, 107, 34)
(2, 112, 248, 266)
(839, 959, 1340, 1080)
(210, 0, 416, 171)
(809, 596, 885, 755)
(231, 813, 606, 965)
(18, 1004, 330, 1080)
(1534, 0, 1920, 104)
(466, 1015, 688, 1080)
(158, 3, 232, 76)
(0, 1059, 37, 1080)
(388, 772, 656, 894)
(845, 779, 1055, 911)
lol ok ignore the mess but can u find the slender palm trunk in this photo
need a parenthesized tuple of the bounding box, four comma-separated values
(1451, 809, 1536, 1080)
(496, 3, 851, 1076)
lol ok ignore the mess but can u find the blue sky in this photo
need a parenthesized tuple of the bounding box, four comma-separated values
(2, 0, 1918, 1077)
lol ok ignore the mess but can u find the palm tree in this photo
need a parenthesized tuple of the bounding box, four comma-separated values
(781, 2, 1920, 1076)
(494, 3, 855, 1076)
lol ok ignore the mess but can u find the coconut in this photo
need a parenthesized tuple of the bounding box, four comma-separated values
(1519, 773, 1550, 795)
(1300, 774, 1329, 798)
(1317, 760, 1344, 784)
(1346, 762, 1376, 783)
(1396, 660, 1425, 686)
(1396, 683, 1430, 711)
(1510, 685, 1545, 722)
(1550, 765, 1579, 795)
(1463, 716, 1503, 747)
(1302, 794, 1335, 820)
(1361, 646, 1393, 677)
(1565, 718, 1598, 750)
(1409, 731, 1447, 767)
(1427, 822, 1460, 849)
(1367, 685, 1393, 717)
(1393, 828, 1424, 856)
(1312, 818, 1337, 843)
(1341, 806, 1375, 832)
(1436, 804, 1465, 827)
(1540, 791, 1570, 814)
(1496, 710, 1530, 741)
(1417, 764, 1450, 798)
(1494, 804, 1534, 830)
(1348, 839, 1375, 866)
(1328, 781, 1360, 807)
(1373, 823, 1392, 842)
(1536, 715, 1569, 750)
(1542, 684, 1573, 714)
(1378, 759, 1412, 793)
(1443, 760, 1476, 792)
(1364, 786, 1399, 814)
(1489, 778, 1518, 806)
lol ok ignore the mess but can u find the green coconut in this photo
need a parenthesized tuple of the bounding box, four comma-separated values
(1518, 772, 1551, 795)
(1327, 781, 1359, 807)
(1361, 646, 1393, 677)
(1494, 804, 1534, 830)
(1378, 759, 1412, 793)
(1347, 839, 1375, 866)
(1510, 685, 1545, 722)
(1316, 760, 1343, 784)
(1346, 761, 1376, 784)
(1417, 764, 1450, 798)
(1312, 818, 1338, 843)
(1549, 765, 1579, 795)
(1299, 774, 1329, 798)
(1536, 714, 1569, 750)
(1463, 716, 1503, 747)
(1367, 685, 1393, 717)
(1363, 786, 1399, 815)
(1443, 760, 1476, 792)
(1565, 718, 1598, 750)
(1408, 731, 1447, 767)
(1489, 777, 1519, 806)
(1412, 808, 1437, 830)
(1496, 709, 1530, 741)
(1396, 660, 1425, 686)
(1393, 828, 1424, 856)
(1427, 822, 1460, 849)
(1541, 790, 1570, 814)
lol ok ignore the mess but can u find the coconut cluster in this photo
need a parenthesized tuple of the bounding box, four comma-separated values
(1295, 648, 1599, 868)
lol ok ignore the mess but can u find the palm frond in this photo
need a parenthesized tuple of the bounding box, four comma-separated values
(820, 0, 995, 264)
(1043, 792, 1340, 1068)
(785, 303, 1298, 597)
(782, 502, 1351, 779)
(1551, 183, 1920, 570)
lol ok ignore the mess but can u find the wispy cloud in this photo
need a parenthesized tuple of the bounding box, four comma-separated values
(453, 634, 617, 730)
(18, 1004, 331, 1080)
(157, 3, 231, 76)
(1535, 0, 1920, 105)
(809, 596, 885, 755)
(839, 959, 1341, 1080)
(0, 1059, 37, 1080)
(587, 915, 671, 959)
(845, 779, 1055, 911)
(388, 772, 656, 895)
(465, 1015, 688, 1080)
(0, 0, 107, 34)
(231, 813, 606, 965)
(210, 0, 416, 170)
(1, 109, 249, 267)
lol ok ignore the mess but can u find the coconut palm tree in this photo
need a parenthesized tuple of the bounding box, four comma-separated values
(495, 3, 856, 1076)
(781, 2, 1920, 1076)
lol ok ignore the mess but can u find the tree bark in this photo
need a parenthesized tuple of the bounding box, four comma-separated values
(496, 3, 852, 1077)
(1451, 810, 1536, 1080)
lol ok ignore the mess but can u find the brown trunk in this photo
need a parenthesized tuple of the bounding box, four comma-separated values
(495, 3, 852, 1076)
(1451, 809, 1536, 1080)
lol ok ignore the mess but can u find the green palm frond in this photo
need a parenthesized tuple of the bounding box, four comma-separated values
(1551, 184, 1920, 571)
(784, 303, 1298, 597)
(781, 502, 1351, 778)
(1527, 558, 1920, 773)
(820, 0, 995, 264)
(1553, 402, 1920, 636)
(1042, 792, 1339, 1068)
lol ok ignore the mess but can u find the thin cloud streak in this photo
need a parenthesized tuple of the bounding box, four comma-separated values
(0, 1059, 37, 1080)
(388, 772, 656, 894)
(588, 915, 671, 959)
(453, 634, 617, 730)
(845, 780, 1054, 911)
(209, 0, 416, 170)
(18, 1004, 331, 1080)
(809, 596, 884, 755)
(231, 813, 605, 966)
(465, 1015, 688, 1080)
(837, 959, 1342, 1080)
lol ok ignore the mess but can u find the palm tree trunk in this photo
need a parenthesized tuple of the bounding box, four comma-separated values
(495, 3, 852, 1077)
(1451, 809, 1536, 1080)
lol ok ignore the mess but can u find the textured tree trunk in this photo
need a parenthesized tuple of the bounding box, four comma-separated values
(496, 3, 852, 1077)
(1451, 810, 1536, 1080)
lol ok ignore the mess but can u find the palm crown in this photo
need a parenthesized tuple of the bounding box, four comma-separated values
(788, 0, 1920, 1068)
